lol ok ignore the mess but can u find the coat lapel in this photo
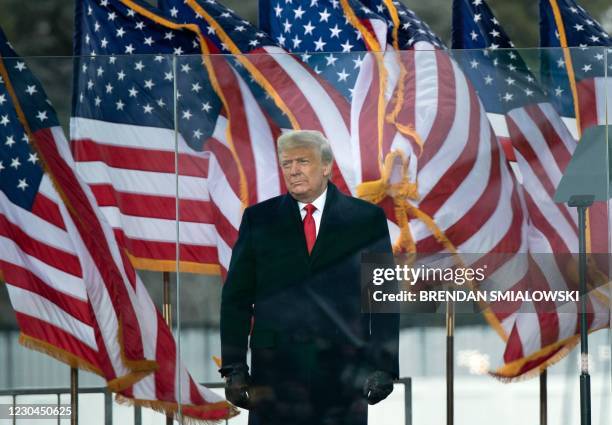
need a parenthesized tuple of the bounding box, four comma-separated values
(282, 182, 343, 267)
(309, 183, 340, 266)
(280, 192, 311, 261)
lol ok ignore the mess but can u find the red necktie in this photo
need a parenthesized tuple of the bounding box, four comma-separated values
(303, 204, 316, 254)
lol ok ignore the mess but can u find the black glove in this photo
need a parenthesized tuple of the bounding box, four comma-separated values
(363, 370, 394, 405)
(219, 363, 250, 409)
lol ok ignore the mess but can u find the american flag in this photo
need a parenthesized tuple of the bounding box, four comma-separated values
(259, 0, 399, 188)
(539, 0, 611, 256)
(358, 0, 447, 183)
(263, 0, 525, 265)
(539, 0, 611, 133)
(452, 0, 610, 380)
(259, 0, 388, 101)
(357, 2, 548, 381)
(262, 2, 534, 372)
(452, 0, 578, 257)
(0, 25, 158, 389)
(158, 0, 357, 196)
(72, 0, 259, 275)
(0, 26, 234, 420)
(363, 0, 444, 49)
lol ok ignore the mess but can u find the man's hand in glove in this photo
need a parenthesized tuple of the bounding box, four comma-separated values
(363, 370, 394, 405)
(219, 363, 250, 409)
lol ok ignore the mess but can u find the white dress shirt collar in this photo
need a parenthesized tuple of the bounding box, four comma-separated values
(297, 187, 327, 214)
(297, 188, 327, 237)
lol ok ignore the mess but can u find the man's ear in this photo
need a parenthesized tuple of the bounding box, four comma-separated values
(323, 162, 333, 178)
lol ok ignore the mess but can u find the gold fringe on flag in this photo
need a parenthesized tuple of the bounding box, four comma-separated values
(19, 333, 103, 376)
(380, 0, 424, 155)
(19, 333, 158, 393)
(117, 317, 159, 375)
(115, 393, 239, 425)
(125, 253, 222, 276)
(0, 51, 159, 387)
(340, 0, 389, 176)
(490, 323, 609, 382)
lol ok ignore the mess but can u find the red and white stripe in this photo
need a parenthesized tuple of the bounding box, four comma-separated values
(506, 102, 578, 253)
(40, 125, 232, 419)
(71, 106, 266, 274)
(71, 117, 218, 269)
(71, 60, 283, 274)
(499, 267, 610, 378)
(72, 22, 358, 277)
(249, 46, 355, 194)
(577, 76, 612, 133)
(480, 91, 610, 377)
(348, 40, 529, 343)
(1, 126, 154, 388)
(389, 45, 525, 258)
(576, 76, 612, 255)
(346, 35, 526, 282)
(1, 172, 102, 370)
(208, 55, 283, 206)
(350, 44, 402, 184)
(353, 42, 529, 358)
(354, 43, 535, 353)
(118, 278, 229, 418)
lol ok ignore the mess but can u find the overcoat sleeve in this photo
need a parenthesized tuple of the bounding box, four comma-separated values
(367, 208, 400, 379)
(220, 208, 256, 367)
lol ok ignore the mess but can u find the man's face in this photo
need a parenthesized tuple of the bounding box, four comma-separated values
(280, 146, 332, 203)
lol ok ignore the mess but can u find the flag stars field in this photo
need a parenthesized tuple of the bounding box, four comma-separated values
(539, 0, 611, 120)
(304, 21, 315, 35)
(340, 40, 353, 52)
(16, 178, 28, 191)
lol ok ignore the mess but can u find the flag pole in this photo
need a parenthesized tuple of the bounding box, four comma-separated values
(70, 367, 78, 425)
(163, 271, 173, 425)
(163, 271, 172, 328)
(540, 369, 547, 425)
(567, 196, 593, 425)
(446, 299, 454, 425)
(574, 200, 591, 425)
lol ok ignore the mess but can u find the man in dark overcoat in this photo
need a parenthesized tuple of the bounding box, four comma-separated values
(219, 130, 399, 425)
